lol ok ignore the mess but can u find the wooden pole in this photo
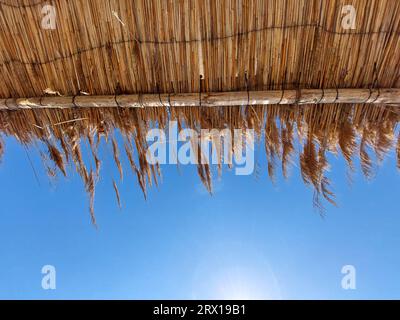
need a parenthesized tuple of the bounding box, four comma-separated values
(0, 88, 399, 110)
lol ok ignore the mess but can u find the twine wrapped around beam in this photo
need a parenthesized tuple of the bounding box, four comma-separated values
(0, 88, 399, 110)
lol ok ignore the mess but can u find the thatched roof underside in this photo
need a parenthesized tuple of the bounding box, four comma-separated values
(0, 0, 400, 223)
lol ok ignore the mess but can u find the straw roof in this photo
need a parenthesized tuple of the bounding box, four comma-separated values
(1, 0, 400, 95)
(0, 0, 399, 223)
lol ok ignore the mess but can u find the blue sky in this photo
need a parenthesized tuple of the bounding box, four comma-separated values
(0, 135, 399, 300)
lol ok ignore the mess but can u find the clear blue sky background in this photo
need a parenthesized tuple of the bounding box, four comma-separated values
(0, 134, 399, 300)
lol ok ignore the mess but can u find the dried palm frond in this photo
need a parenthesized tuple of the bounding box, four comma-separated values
(39, 150, 57, 181)
(360, 134, 374, 180)
(338, 120, 356, 171)
(397, 133, 400, 170)
(124, 140, 138, 172)
(265, 116, 280, 182)
(0, 137, 4, 163)
(71, 140, 89, 183)
(197, 163, 213, 194)
(87, 128, 101, 179)
(59, 134, 70, 163)
(317, 147, 336, 207)
(300, 137, 319, 187)
(86, 170, 97, 227)
(113, 179, 122, 209)
(112, 137, 123, 181)
(46, 142, 66, 177)
(373, 122, 394, 163)
(281, 121, 294, 178)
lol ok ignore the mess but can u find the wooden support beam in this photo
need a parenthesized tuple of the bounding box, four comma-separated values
(0, 88, 399, 110)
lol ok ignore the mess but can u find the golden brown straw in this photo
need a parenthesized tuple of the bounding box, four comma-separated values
(0, 0, 399, 222)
